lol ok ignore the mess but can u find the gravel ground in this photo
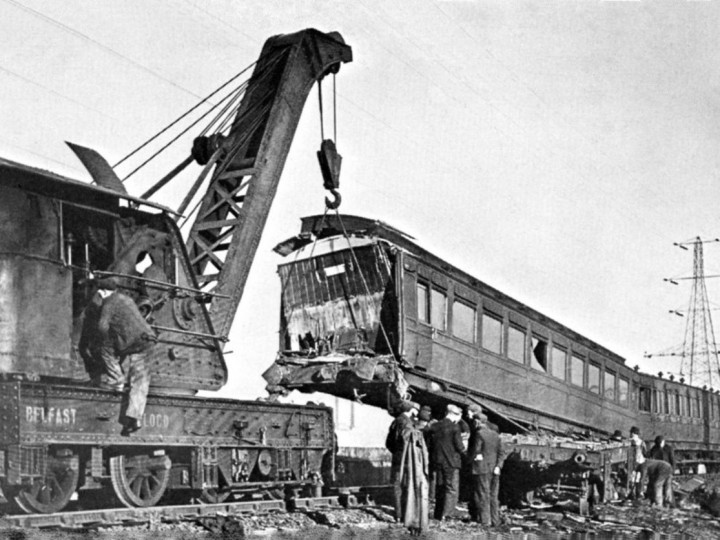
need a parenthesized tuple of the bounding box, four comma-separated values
(3, 498, 720, 539)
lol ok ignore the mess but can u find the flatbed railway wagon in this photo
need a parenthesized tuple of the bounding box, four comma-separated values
(0, 29, 352, 514)
(265, 214, 720, 479)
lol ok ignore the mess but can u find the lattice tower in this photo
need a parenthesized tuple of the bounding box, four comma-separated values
(646, 237, 720, 389)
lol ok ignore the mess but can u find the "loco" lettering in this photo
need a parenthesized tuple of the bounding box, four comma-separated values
(143, 413, 170, 429)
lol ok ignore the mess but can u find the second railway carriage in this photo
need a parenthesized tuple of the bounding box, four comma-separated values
(265, 214, 720, 473)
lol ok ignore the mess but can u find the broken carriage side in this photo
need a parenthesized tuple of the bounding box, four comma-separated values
(264, 214, 720, 505)
(0, 28, 352, 513)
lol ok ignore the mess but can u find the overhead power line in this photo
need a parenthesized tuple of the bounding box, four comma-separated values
(2, 0, 206, 101)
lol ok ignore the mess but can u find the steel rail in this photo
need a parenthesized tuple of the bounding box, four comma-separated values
(0, 487, 391, 530)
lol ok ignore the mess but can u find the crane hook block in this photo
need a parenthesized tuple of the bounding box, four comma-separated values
(325, 189, 342, 210)
(317, 139, 342, 191)
(192, 133, 226, 165)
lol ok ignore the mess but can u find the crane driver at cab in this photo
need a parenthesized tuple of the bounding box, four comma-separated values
(81, 276, 157, 435)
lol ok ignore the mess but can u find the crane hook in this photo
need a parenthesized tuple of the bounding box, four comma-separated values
(325, 189, 342, 210)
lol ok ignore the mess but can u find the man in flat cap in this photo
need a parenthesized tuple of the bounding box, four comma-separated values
(468, 411, 506, 526)
(386, 400, 416, 521)
(426, 403, 465, 520)
(82, 277, 157, 434)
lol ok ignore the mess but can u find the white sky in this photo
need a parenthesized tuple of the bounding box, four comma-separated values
(4, 0, 720, 444)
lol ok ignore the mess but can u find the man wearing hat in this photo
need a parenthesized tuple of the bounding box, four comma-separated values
(468, 411, 506, 526)
(629, 426, 648, 500)
(426, 403, 465, 520)
(385, 400, 417, 521)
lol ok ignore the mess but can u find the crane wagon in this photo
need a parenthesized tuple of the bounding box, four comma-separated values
(0, 29, 351, 514)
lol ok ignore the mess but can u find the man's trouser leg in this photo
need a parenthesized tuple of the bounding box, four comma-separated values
(490, 474, 501, 526)
(476, 472, 491, 526)
(433, 467, 447, 520)
(125, 354, 149, 421)
(441, 467, 459, 519)
(664, 476, 674, 507)
(391, 464, 402, 521)
(97, 345, 124, 390)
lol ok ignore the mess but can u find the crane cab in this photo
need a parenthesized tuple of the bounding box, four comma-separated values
(0, 157, 226, 392)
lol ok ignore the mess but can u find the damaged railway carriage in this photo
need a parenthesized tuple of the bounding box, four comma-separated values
(265, 215, 720, 496)
(0, 28, 353, 514)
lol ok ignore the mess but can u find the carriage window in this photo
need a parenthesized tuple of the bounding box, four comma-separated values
(669, 391, 677, 415)
(482, 313, 503, 354)
(452, 300, 476, 342)
(431, 288, 447, 331)
(588, 363, 600, 394)
(551, 346, 566, 380)
(678, 392, 686, 416)
(694, 396, 701, 418)
(662, 390, 670, 415)
(618, 377, 629, 406)
(530, 336, 548, 372)
(570, 355, 584, 387)
(639, 386, 651, 412)
(604, 370, 616, 401)
(417, 282, 429, 323)
(688, 394, 695, 417)
(507, 325, 525, 363)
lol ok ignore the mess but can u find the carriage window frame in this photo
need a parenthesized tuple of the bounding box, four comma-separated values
(507, 324, 526, 364)
(531, 335, 548, 372)
(588, 363, 601, 395)
(639, 386, 652, 412)
(416, 281, 430, 323)
(570, 354, 585, 387)
(551, 345, 566, 380)
(618, 376, 629, 406)
(481, 312, 503, 355)
(452, 298, 476, 343)
(430, 287, 447, 331)
(604, 370, 616, 401)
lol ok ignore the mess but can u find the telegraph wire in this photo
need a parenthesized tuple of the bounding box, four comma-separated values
(1, 0, 207, 101)
(0, 65, 120, 122)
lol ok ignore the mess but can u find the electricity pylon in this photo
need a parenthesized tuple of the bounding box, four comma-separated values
(645, 237, 720, 389)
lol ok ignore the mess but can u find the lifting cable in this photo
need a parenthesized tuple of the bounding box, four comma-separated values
(317, 73, 339, 143)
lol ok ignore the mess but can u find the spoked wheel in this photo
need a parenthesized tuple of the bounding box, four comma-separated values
(110, 453, 171, 508)
(14, 452, 79, 514)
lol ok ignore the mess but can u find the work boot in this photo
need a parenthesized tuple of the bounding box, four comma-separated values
(121, 417, 142, 435)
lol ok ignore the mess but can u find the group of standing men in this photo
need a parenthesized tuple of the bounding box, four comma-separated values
(385, 400, 507, 531)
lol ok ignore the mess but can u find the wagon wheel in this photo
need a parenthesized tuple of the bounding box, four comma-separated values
(14, 453, 79, 514)
(110, 454, 171, 508)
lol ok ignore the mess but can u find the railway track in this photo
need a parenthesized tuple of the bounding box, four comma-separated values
(0, 487, 390, 530)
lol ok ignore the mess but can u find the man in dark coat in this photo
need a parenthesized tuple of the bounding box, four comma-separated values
(426, 403, 465, 520)
(90, 280, 157, 433)
(648, 435, 676, 506)
(385, 400, 416, 522)
(468, 412, 506, 526)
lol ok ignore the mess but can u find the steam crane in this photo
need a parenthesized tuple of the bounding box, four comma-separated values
(0, 29, 351, 514)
